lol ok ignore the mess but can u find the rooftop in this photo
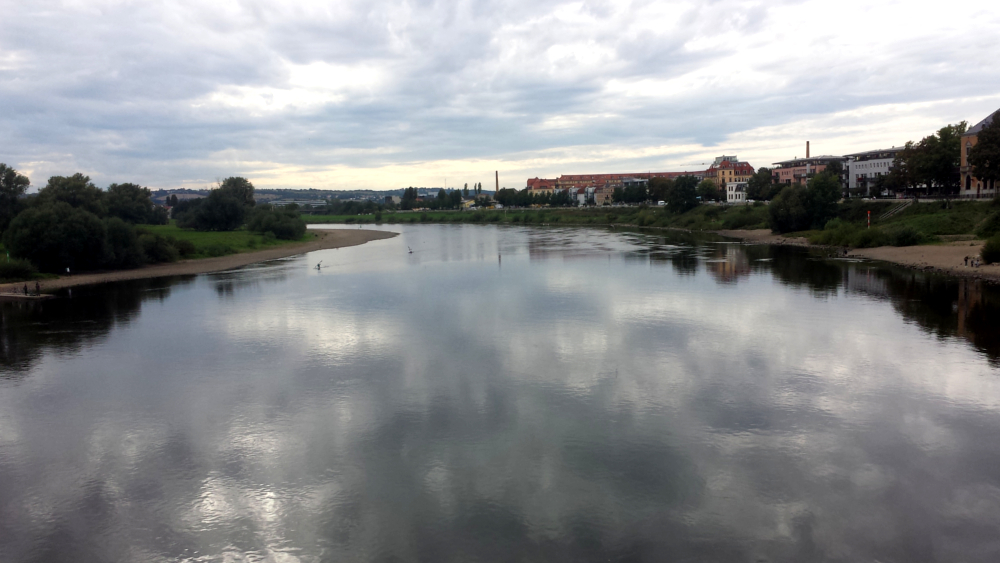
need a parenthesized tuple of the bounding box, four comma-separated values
(967, 109, 1000, 136)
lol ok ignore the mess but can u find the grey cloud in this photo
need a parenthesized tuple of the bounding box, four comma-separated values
(0, 0, 998, 188)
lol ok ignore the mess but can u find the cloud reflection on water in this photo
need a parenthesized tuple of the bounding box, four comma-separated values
(2, 225, 1000, 562)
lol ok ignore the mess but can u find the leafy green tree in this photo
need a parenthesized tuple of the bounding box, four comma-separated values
(768, 185, 810, 233)
(36, 173, 106, 216)
(970, 113, 1000, 187)
(106, 182, 162, 224)
(0, 163, 30, 234)
(463, 183, 469, 197)
(247, 205, 307, 239)
(648, 177, 673, 202)
(3, 202, 108, 272)
(612, 187, 624, 203)
(104, 217, 146, 268)
(893, 122, 967, 194)
(176, 190, 246, 231)
(806, 171, 841, 227)
(746, 167, 776, 201)
(696, 179, 721, 202)
(217, 176, 256, 207)
(666, 175, 699, 212)
(449, 190, 462, 208)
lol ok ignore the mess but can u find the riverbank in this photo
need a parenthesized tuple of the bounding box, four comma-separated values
(719, 228, 1000, 281)
(0, 228, 397, 293)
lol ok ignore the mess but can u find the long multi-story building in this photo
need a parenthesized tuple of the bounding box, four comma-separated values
(959, 108, 999, 199)
(527, 170, 706, 192)
(844, 147, 903, 196)
(773, 143, 846, 185)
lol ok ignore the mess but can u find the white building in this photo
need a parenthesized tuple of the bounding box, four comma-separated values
(726, 182, 748, 203)
(845, 147, 902, 196)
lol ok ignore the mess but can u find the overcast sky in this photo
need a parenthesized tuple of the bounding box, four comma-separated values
(2, 0, 998, 192)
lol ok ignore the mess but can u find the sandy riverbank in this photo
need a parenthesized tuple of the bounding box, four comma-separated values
(718, 228, 1000, 281)
(0, 228, 397, 294)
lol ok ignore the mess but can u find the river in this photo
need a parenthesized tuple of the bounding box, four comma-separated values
(2, 224, 1000, 562)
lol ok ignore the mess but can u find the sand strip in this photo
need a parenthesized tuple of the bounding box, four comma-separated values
(0, 228, 397, 293)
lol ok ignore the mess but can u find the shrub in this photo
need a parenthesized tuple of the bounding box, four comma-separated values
(975, 211, 1000, 239)
(203, 244, 235, 257)
(850, 227, 889, 248)
(884, 225, 925, 247)
(375, 211, 383, 222)
(0, 258, 38, 282)
(139, 233, 180, 263)
(262, 231, 277, 243)
(174, 239, 196, 257)
(982, 235, 1000, 264)
(246, 206, 306, 240)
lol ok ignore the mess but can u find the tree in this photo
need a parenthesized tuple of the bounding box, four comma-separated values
(37, 173, 106, 216)
(696, 179, 721, 202)
(612, 187, 625, 203)
(768, 185, 810, 233)
(0, 163, 30, 234)
(746, 167, 776, 201)
(216, 176, 256, 207)
(970, 113, 1000, 187)
(666, 175, 699, 213)
(168, 194, 179, 207)
(648, 177, 673, 202)
(247, 205, 307, 240)
(463, 183, 469, 197)
(3, 202, 108, 272)
(106, 182, 160, 224)
(893, 122, 967, 194)
(175, 189, 246, 231)
(806, 171, 841, 227)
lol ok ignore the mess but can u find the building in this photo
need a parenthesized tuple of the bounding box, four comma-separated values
(773, 143, 846, 185)
(593, 186, 615, 206)
(726, 182, 748, 203)
(844, 147, 903, 196)
(959, 108, 1000, 199)
(705, 156, 754, 188)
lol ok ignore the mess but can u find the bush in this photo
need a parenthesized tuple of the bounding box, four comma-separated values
(139, 233, 180, 263)
(203, 244, 235, 257)
(975, 211, 1000, 239)
(884, 225, 925, 247)
(0, 258, 38, 282)
(375, 211, 383, 222)
(982, 235, 1000, 264)
(262, 231, 277, 243)
(246, 206, 306, 240)
(174, 239, 196, 257)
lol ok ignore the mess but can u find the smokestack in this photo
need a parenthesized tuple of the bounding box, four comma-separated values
(806, 141, 810, 159)
(495, 171, 499, 194)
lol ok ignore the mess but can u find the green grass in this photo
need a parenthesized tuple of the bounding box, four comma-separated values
(142, 222, 316, 259)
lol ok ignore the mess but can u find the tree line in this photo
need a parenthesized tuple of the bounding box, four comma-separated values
(0, 170, 306, 274)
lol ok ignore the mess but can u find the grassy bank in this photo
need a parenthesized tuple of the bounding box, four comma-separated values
(141, 222, 317, 259)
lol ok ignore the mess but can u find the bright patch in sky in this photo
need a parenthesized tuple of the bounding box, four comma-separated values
(0, 0, 997, 191)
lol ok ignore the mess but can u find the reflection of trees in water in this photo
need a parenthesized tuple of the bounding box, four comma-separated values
(210, 265, 290, 299)
(869, 269, 1000, 365)
(0, 277, 194, 377)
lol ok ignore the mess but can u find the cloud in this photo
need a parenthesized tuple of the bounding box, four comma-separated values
(1, 0, 998, 190)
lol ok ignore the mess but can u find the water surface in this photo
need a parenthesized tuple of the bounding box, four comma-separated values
(2, 225, 1000, 562)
